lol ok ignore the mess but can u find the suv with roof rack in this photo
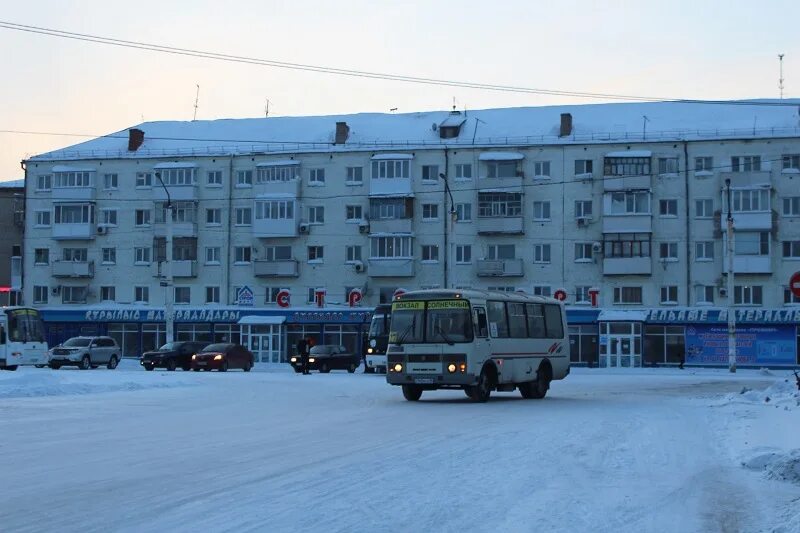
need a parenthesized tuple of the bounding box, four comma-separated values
(48, 336, 121, 370)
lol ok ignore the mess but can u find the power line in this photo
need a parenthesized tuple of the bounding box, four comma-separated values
(1, 20, 798, 106)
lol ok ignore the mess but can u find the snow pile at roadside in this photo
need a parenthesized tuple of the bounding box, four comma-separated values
(718, 376, 800, 409)
(742, 449, 800, 486)
(0, 371, 195, 399)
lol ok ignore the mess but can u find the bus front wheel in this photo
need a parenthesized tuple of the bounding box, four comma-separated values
(2, 365, 18, 371)
(402, 385, 423, 401)
(467, 367, 494, 403)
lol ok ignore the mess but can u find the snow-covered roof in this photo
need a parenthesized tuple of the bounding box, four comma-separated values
(52, 165, 95, 172)
(605, 150, 653, 157)
(27, 100, 800, 162)
(370, 153, 414, 160)
(255, 160, 300, 167)
(0, 179, 24, 188)
(478, 151, 525, 161)
(152, 162, 198, 169)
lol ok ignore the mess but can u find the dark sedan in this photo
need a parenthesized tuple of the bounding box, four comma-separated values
(140, 341, 209, 371)
(290, 345, 360, 373)
(191, 343, 254, 372)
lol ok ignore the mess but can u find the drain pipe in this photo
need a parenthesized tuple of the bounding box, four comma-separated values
(683, 141, 691, 306)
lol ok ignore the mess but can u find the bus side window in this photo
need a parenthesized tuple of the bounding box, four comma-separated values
(473, 308, 488, 338)
(0, 325, 5, 345)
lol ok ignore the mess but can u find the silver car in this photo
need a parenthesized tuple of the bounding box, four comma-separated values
(48, 336, 121, 370)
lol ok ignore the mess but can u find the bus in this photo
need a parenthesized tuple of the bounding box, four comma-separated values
(386, 289, 569, 402)
(0, 307, 49, 370)
(365, 303, 391, 373)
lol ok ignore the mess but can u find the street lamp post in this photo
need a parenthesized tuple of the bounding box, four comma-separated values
(725, 178, 736, 373)
(439, 172, 456, 289)
(155, 172, 174, 344)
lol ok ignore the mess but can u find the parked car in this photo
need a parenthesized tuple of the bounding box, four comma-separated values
(191, 343, 253, 372)
(140, 341, 209, 371)
(48, 336, 121, 370)
(290, 345, 360, 373)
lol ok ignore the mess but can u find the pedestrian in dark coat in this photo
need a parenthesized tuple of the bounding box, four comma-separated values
(297, 337, 309, 375)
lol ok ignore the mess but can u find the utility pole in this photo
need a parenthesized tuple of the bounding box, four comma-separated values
(156, 172, 174, 344)
(778, 54, 785, 99)
(725, 178, 736, 373)
(193, 84, 200, 121)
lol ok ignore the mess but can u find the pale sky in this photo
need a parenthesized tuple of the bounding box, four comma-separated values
(1, 0, 798, 180)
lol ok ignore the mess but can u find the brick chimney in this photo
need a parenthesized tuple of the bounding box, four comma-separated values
(335, 122, 350, 144)
(128, 128, 145, 151)
(559, 113, 573, 137)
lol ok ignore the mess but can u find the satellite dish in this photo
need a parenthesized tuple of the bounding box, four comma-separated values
(432, 123, 438, 131)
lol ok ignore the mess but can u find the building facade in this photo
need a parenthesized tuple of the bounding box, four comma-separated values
(21, 102, 800, 366)
(0, 179, 25, 306)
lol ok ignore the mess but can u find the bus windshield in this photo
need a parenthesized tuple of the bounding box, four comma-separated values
(368, 312, 390, 338)
(5, 308, 46, 343)
(389, 300, 473, 344)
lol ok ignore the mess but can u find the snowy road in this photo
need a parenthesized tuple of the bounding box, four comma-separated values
(2, 363, 799, 533)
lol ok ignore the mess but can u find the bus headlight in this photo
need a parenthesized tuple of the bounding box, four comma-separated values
(367, 348, 373, 354)
(290, 357, 297, 363)
(393, 363, 403, 373)
(309, 357, 316, 363)
(447, 363, 457, 373)
(459, 363, 466, 373)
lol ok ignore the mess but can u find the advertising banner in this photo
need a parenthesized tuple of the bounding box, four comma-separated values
(685, 325, 796, 366)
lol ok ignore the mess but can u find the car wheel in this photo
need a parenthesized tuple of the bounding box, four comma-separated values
(3, 365, 18, 371)
(192, 367, 200, 372)
(182, 365, 191, 371)
(79, 355, 91, 370)
(243, 361, 252, 372)
(402, 385, 423, 401)
(49, 363, 61, 370)
(347, 363, 356, 373)
(35, 364, 46, 369)
(107, 355, 119, 370)
(220, 361, 228, 372)
(467, 367, 494, 403)
(293, 367, 302, 373)
(320, 363, 330, 373)
(144, 365, 155, 371)
(166, 359, 177, 371)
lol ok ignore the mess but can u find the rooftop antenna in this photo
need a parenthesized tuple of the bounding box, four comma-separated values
(389, 107, 398, 113)
(778, 54, 785, 99)
(642, 115, 650, 140)
(192, 84, 200, 121)
(264, 98, 271, 117)
(452, 96, 457, 111)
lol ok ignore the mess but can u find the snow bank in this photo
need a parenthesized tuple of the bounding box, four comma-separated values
(0, 370, 195, 399)
(742, 449, 800, 486)
(728, 377, 800, 410)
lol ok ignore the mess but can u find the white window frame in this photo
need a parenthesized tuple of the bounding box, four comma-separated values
(370, 236, 412, 259)
(256, 200, 295, 221)
(533, 161, 551, 179)
(34, 248, 49, 265)
(236, 170, 253, 187)
(206, 208, 222, 226)
(695, 156, 713, 172)
(695, 198, 714, 218)
(102, 247, 116, 265)
(695, 241, 714, 261)
(454, 163, 472, 180)
(455, 203, 472, 222)
(782, 197, 800, 217)
(234, 207, 252, 226)
(533, 244, 551, 264)
(345, 205, 363, 222)
(613, 286, 643, 305)
(657, 157, 679, 176)
(308, 245, 324, 263)
(309, 168, 326, 185)
(136, 172, 152, 188)
(174, 286, 191, 305)
(422, 203, 439, 221)
(346, 166, 363, 185)
(36, 174, 52, 191)
(371, 160, 410, 179)
(695, 285, 715, 305)
(205, 247, 221, 265)
(134, 247, 151, 265)
(660, 286, 678, 305)
(33, 285, 48, 304)
(421, 245, 439, 263)
(345, 245, 362, 263)
(575, 286, 591, 304)
(731, 156, 762, 172)
(207, 170, 223, 187)
(234, 246, 252, 264)
(135, 209, 151, 227)
(34, 210, 51, 227)
(575, 200, 592, 218)
(134, 286, 150, 304)
(734, 285, 763, 306)
(100, 208, 118, 226)
(101, 286, 116, 302)
(659, 199, 678, 218)
(308, 206, 325, 225)
(421, 165, 439, 183)
(103, 173, 118, 190)
(574, 243, 593, 262)
(782, 241, 800, 260)
(455, 244, 472, 264)
(532, 201, 551, 221)
(205, 286, 220, 304)
(659, 242, 678, 262)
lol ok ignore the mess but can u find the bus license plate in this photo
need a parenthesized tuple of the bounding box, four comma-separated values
(414, 377, 435, 384)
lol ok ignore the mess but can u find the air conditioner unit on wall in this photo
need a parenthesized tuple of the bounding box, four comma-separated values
(354, 261, 365, 273)
(718, 287, 728, 297)
(97, 226, 107, 235)
(51, 285, 61, 295)
(298, 222, 310, 234)
(592, 242, 603, 253)
(576, 217, 591, 227)
(358, 220, 370, 234)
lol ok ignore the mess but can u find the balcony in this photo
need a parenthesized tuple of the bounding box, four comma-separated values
(733, 255, 772, 274)
(723, 212, 773, 231)
(152, 184, 198, 202)
(476, 258, 524, 277)
(368, 259, 415, 277)
(52, 186, 96, 201)
(477, 216, 524, 235)
(369, 178, 413, 197)
(603, 256, 652, 276)
(253, 260, 300, 277)
(154, 221, 198, 238)
(603, 174, 650, 191)
(603, 215, 652, 234)
(52, 223, 95, 240)
(152, 260, 198, 278)
(477, 177, 523, 193)
(369, 218, 413, 234)
(52, 260, 95, 278)
(721, 171, 772, 189)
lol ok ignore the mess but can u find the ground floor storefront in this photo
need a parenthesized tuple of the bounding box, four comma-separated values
(37, 305, 800, 368)
(567, 308, 800, 368)
(38, 307, 372, 363)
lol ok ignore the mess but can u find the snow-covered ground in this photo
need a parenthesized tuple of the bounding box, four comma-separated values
(1, 362, 799, 533)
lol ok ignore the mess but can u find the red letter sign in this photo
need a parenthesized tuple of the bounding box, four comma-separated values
(276, 289, 291, 308)
(790, 271, 800, 299)
(393, 288, 406, 300)
(315, 288, 326, 308)
(348, 288, 363, 307)
(553, 288, 567, 302)
(588, 287, 600, 307)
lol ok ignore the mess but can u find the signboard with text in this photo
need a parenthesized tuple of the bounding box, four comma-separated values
(685, 325, 796, 366)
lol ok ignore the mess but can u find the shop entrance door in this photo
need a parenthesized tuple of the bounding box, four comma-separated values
(250, 334, 277, 363)
(600, 322, 642, 368)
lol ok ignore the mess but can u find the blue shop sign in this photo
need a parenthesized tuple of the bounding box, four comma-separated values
(646, 308, 800, 325)
(686, 325, 796, 366)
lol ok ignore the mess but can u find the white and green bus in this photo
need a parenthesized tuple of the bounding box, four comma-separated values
(386, 289, 569, 402)
(0, 307, 49, 370)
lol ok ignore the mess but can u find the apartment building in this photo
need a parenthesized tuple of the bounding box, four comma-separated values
(0, 179, 24, 305)
(22, 101, 800, 366)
